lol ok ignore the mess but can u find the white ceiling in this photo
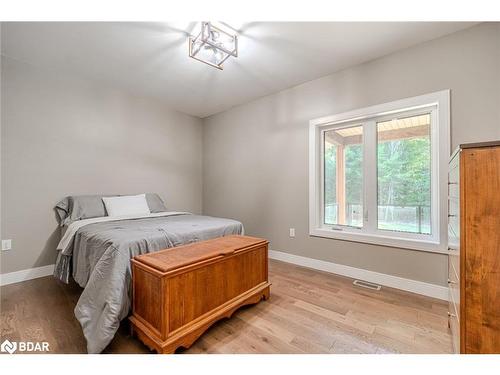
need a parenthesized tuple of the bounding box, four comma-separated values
(1, 22, 476, 118)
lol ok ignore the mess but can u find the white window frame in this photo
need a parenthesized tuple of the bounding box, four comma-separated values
(309, 90, 450, 254)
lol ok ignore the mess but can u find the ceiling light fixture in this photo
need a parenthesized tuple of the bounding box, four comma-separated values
(189, 22, 238, 70)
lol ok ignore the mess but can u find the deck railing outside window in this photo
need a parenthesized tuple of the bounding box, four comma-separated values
(325, 203, 430, 234)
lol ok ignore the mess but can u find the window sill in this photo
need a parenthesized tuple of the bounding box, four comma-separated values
(309, 228, 448, 254)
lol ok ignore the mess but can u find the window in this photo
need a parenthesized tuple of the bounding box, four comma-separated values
(309, 91, 449, 253)
(376, 114, 431, 235)
(324, 125, 363, 227)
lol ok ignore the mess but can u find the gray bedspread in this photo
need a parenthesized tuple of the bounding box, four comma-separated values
(54, 213, 243, 353)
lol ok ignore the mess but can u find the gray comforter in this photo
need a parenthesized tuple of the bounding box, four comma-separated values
(54, 213, 243, 353)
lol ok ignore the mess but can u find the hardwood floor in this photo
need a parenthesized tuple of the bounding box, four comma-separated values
(0, 259, 452, 354)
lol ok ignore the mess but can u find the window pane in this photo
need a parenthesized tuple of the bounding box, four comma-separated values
(377, 114, 431, 234)
(324, 125, 363, 227)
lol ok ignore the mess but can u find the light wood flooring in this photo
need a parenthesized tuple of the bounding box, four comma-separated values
(0, 259, 452, 354)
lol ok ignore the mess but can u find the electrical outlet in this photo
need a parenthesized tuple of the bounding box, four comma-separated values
(2, 239, 12, 251)
(289, 228, 295, 238)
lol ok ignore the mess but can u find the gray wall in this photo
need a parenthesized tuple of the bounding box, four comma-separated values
(202, 23, 500, 286)
(1, 56, 203, 274)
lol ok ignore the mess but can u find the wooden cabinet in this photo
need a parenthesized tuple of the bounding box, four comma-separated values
(129, 235, 271, 354)
(448, 141, 500, 353)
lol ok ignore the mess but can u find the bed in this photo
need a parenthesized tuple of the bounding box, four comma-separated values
(53, 194, 243, 353)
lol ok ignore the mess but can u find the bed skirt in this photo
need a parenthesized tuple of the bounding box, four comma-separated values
(53, 251, 71, 284)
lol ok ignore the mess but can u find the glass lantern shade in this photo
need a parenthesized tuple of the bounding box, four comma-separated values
(189, 22, 238, 70)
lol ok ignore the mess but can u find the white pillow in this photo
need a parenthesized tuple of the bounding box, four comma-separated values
(102, 194, 151, 217)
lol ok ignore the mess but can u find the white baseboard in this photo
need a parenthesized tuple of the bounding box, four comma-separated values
(268, 250, 448, 301)
(0, 264, 55, 286)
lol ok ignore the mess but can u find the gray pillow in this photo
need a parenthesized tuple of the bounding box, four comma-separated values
(55, 193, 167, 226)
(55, 195, 113, 226)
(145, 193, 168, 213)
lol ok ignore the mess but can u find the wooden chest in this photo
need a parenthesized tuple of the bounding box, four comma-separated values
(129, 235, 271, 353)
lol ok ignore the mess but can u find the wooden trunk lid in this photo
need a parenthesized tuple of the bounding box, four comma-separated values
(133, 235, 268, 273)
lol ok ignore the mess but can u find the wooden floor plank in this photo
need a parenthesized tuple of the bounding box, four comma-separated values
(0, 259, 452, 354)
